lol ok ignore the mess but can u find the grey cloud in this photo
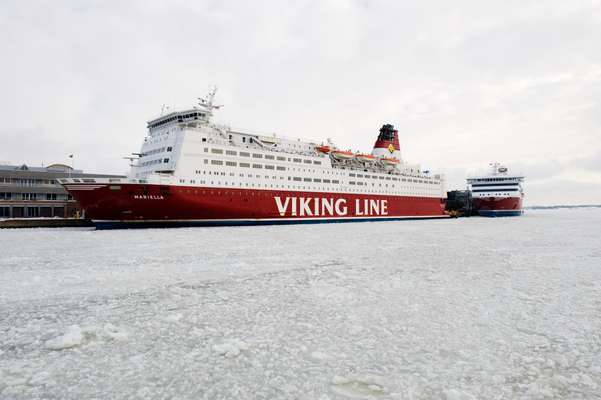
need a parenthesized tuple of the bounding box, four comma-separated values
(1, 0, 600, 204)
(572, 151, 601, 172)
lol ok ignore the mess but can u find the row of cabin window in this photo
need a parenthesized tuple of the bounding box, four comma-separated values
(348, 172, 437, 184)
(180, 173, 439, 194)
(142, 146, 173, 157)
(195, 169, 341, 184)
(471, 178, 517, 182)
(203, 154, 424, 181)
(0, 192, 67, 200)
(176, 180, 434, 196)
(290, 177, 340, 184)
(175, 188, 437, 197)
(204, 159, 285, 170)
(197, 163, 439, 190)
(472, 188, 519, 192)
(206, 147, 322, 165)
(348, 181, 438, 191)
(141, 158, 170, 167)
(0, 178, 57, 185)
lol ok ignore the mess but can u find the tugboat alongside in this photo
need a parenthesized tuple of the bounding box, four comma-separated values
(467, 163, 525, 217)
(59, 89, 447, 229)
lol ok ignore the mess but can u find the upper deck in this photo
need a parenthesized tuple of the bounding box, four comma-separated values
(110, 89, 446, 199)
(467, 163, 524, 184)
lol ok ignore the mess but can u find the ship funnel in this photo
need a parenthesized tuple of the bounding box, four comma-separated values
(371, 124, 402, 160)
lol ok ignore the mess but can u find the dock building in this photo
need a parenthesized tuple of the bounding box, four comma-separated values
(0, 163, 124, 219)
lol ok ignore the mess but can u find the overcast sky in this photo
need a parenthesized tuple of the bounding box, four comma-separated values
(2, 0, 600, 205)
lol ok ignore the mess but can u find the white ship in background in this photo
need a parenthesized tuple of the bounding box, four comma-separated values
(468, 163, 525, 217)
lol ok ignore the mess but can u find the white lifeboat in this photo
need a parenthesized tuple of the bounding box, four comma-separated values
(331, 150, 355, 160)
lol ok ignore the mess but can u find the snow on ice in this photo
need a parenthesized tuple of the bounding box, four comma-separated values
(1, 209, 601, 399)
(213, 339, 249, 358)
(44, 325, 84, 350)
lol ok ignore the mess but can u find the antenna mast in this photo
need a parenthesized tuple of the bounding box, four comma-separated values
(197, 86, 223, 111)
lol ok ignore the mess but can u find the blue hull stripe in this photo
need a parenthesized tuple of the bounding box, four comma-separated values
(93, 215, 449, 230)
(478, 210, 523, 217)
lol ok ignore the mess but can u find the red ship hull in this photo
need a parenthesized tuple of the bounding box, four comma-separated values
(65, 183, 448, 229)
(472, 196, 523, 217)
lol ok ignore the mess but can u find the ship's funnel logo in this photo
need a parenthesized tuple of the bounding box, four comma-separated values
(373, 124, 400, 154)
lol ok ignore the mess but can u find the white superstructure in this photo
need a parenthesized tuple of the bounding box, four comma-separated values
(467, 163, 524, 199)
(131, 89, 446, 199)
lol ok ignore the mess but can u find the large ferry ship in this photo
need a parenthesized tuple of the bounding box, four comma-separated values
(60, 89, 448, 229)
(467, 163, 525, 217)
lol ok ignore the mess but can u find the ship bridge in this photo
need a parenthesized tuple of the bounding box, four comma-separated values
(147, 87, 221, 133)
(147, 110, 209, 132)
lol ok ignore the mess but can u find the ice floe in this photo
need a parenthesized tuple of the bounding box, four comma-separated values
(213, 338, 249, 358)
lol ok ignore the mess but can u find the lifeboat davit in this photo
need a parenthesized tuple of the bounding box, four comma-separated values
(356, 153, 376, 163)
(381, 157, 400, 166)
(331, 150, 355, 160)
(315, 145, 331, 154)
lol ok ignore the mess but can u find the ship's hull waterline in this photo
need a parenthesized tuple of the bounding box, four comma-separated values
(66, 183, 448, 229)
(472, 196, 523, 217)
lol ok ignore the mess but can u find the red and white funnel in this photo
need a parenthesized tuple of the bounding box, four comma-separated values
(371, 124, 402, 160)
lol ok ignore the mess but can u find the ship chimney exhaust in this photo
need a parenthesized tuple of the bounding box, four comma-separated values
(371, 124, 402, 160)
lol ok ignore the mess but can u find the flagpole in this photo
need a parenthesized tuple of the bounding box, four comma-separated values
(68, 154, 74, 178)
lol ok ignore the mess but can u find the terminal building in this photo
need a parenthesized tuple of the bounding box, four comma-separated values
(0, 163, 124, 219)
